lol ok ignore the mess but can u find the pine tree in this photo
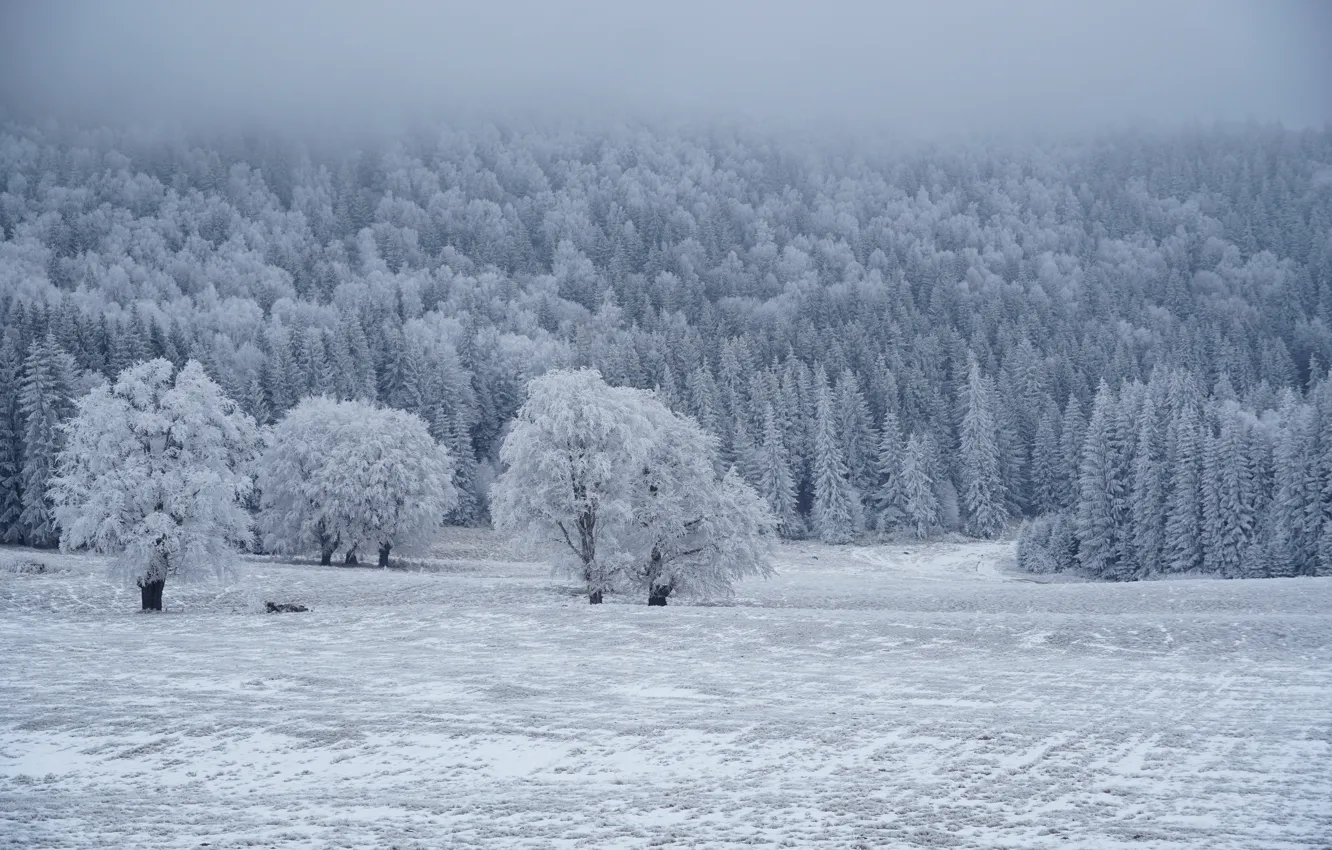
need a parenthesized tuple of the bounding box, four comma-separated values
(812, 382, 859, 543)
(835, 368, 875, 494)
(1310, 402, 1332, 580)
(0, 333, 25, 542)
(1269, 391, 1314, 576)
(1076, 383, 1129, 578)
(730, 412, 760, 487)
(1212, 414, 1259, 578)
(1030, 405, 1062, 515)
(900, 433, 940, 539)
(959, 357, 1006, 538)
(1163, 401, 1205, 574)
(872, 409, 906, 531)
(246, 371, 273, 426)
(755, 403, 799, 538)
(265, 324, 298, 414)
(1307, 375, 1332, 576)
(18, 336, 77, 546)
(1058, 398, 1086, 510)
(1199, 426, 1223, 572)
(389, 335, 427, 417)
(686, 366, 722, 437)
(1129, 384, 1170, 577)
(443, 410, 482, 526)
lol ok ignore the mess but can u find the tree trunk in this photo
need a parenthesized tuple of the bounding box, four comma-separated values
(646, 548, 669, 605)
(378, 543, 391, 567)
(589, 589, 603, 604)
(317, 526, 338, 567)
(139, 578, 165, 611)
(344, 547, 358, 565)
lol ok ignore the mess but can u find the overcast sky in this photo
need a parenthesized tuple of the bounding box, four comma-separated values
(1, 0, 1328, 136)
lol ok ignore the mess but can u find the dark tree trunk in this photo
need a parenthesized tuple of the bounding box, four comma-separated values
(139, 578, 165, 611)
(317, 526, 338, 567)
(646, 548, 670, 605)
(589, 589, 603, 604)
(344, 548, 358, 565)
(378, 543, 391, 567)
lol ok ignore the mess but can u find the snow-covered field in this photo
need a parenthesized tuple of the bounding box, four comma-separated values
(2, 532, 1329, 849)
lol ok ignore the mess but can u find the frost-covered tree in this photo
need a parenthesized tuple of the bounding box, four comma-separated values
(629, 403, 774, 604)
(872, 409, 905, 531)
(0, 333, 25, 542)
(2, 121, 1331, 572)
(1129, 385, 1170, 577)
(959, 357, 1007, 538)
(755, 402, 799, 538)
(1077, 383, 1129, 578)
(259, 397, 347, 564)
(51, 360, 260, 610)
(835, 369, 875, 494)
(494, 368, 773, 604)
(325, 405, 457, 567)
(1207, 413, 1258, 578)
(492, 369, 654, 603)
(1269, 392, 1316, 575)
(19, 336, 78, 547)
(1057, 399, 1087, 510)
(1029, 406, 1062, 516)
(1162, 400, 1205, 574)
(258, 397, 456, 566)
(812, 382, 860, 543)
(900, 433, 940, 539)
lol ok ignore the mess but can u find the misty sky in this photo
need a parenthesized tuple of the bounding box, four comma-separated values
(1, 0, 1328, 136)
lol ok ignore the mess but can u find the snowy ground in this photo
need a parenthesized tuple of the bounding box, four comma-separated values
(2, 531, 1330, 849)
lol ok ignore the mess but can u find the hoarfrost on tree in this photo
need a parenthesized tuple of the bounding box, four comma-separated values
(257, 396, 458, 567)
(51, 359, 260, 610)
(491, 369, 655, 603)
(492, 368, 774, 604)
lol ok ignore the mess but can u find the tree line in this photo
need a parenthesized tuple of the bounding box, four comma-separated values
(50, 358, 772, 610)
(2, 119, 1330, 579)
(1018, 368, 1332, 579)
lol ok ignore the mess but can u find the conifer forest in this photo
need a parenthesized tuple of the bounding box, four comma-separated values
(2, 121, 1331, 579)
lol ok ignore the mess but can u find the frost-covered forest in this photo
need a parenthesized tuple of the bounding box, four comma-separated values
(2, 120, 1332, 579)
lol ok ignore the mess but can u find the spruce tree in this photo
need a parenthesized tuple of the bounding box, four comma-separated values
(900, 433, 940, 539)
(756, 403, 799, 538)
(835, 368, 875, 494)
(1030, 406, 1062, 515)
(872, 409, 906, 531)
(389, 335, 427, 417)
(1212, 415, 1258, 578)
(1129, 384, 1170, 577)
(1163, 401, 1205, 574)
(1199, 426, 1223, 572)
(264, 324, 297, 414)
(1269, 391, 1314, 576)
(0, 333, 25, 542)
(1058, 398, 1086, 510)
(1076, 383, 1129, 578)
(812, 382, 859, 543)
(959, 358, 1006, 538)
(18, 336, 77, 546)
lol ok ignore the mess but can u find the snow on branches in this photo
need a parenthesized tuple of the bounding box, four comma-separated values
(52, 359, 260, 609)
(492, 368, 774, 604)
(258, 397, 457, 567)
